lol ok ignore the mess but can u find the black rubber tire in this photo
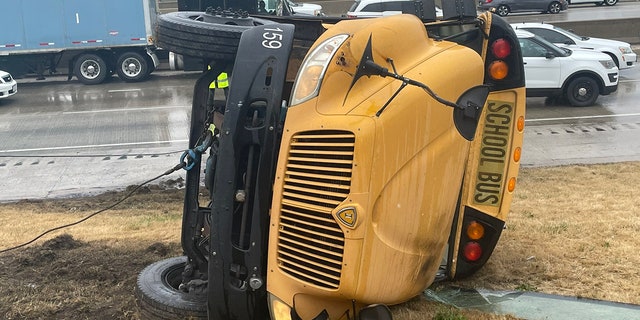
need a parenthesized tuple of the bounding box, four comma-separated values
(496, 5, 509, 16)
(565, 76, 599, 107)
(603, 0, 617, 5)
(156, 11, 275, 61)
(548, 2, 562, 14)
(116, 51, 150, 82)
(74, 53, 108, 85)
(136, 256, 207, 319)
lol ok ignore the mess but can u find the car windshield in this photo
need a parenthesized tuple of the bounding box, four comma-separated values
(553, 26, 589, 41)
(531, 34, 569, 57)
(349, 0, 361, 11)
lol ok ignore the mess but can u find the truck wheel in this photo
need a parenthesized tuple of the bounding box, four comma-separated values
(136, 256, 207, 319)
(566, 76, 599, 107)
(156, 10, 275, 61)
(75, 53, 108, 85)
(116, 52, 150, 82)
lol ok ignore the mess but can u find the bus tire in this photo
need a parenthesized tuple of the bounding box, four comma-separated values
(156, 10, 275, 61)
(136, 256, 207, 319)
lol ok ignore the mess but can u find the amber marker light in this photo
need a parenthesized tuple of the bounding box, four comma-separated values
(517, 116, 525, 132)
(488, 61, 508, 80)
(514, 147, 521, 162)
(466, 221, 485, 241)
(508, 177, 517, 192)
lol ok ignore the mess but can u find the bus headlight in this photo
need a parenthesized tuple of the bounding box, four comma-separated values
(268, 293, 292, 320)
(291, 34, 349, 106)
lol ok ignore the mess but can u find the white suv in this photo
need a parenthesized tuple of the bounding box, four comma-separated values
(511, 22, 636, 70)
(516, 30, 618, 107)
(346, 0, 443, 19)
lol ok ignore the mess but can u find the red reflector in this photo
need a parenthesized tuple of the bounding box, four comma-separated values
(463, 242, 483, 262)
(491, 38, 511, 59)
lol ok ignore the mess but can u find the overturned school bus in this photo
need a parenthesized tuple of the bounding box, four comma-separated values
(136, 0, 526, 319)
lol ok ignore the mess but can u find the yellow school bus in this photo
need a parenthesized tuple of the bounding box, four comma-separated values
(265, 11, 525, 320)
(139, 2, 526, 319)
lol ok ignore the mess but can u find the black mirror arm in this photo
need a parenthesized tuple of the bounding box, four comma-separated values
(364, 60, 464, 111)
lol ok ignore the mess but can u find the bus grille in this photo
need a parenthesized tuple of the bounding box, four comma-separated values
(276, 130, 355, 289)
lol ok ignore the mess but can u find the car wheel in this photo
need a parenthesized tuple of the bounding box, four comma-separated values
(115, 51, 150, 82)
(548, 2, 562, 14)
(156, 9, 275, 61)
(603, 0, 617, 5)
(136, 256, 207, 319)
(565, 76, 599, 107)
(496, 5, 510, 16)
(74, 53, 108, 85)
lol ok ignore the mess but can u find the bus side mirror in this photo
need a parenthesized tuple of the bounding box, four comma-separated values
(453, 85, 489, 141)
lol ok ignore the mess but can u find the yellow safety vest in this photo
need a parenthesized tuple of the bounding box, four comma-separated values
(209, 72, 229, 89)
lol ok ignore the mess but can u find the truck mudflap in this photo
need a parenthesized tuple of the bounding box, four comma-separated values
(208, 23, 295, 319)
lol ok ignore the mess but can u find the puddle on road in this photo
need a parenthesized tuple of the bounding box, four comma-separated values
(424, 286, 640, 320)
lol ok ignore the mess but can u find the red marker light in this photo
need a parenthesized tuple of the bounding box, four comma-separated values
(463, 242, 483, 262)
(491, 38, 511, 59)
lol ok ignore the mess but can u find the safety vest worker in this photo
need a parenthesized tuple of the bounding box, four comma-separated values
(210, 72, 229, 89)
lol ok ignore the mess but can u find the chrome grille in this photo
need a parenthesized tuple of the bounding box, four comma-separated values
(276, 130, 354, 289)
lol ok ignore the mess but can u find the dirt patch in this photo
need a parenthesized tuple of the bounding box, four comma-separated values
(1, 162, 639, 319)
(1, 234, 182, 320)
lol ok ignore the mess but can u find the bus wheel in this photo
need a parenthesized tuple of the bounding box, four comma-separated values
(75, 53, 108, 85)
(156, 9, 275, 62)
(136, 256, 207, 319)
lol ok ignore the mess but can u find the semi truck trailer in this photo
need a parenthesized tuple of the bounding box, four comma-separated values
(0, 0, 160, 84)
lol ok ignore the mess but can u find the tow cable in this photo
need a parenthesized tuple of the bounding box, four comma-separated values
(0, 141, 213, 254)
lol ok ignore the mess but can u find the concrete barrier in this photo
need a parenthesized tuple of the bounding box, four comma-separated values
(551, 18, 640, 45)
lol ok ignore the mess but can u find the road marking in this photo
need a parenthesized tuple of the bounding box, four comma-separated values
(62, 106, 186, 114)
(525, 112, 640, 123)
(107, 88, 142, 93)
(0, 140, 189, 153)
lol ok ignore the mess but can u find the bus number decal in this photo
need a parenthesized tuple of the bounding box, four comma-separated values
(262, 27, 284, 49)
(473, 100, 514, 207)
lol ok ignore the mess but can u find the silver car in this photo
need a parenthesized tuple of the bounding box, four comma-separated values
(478, 0, 569, 16)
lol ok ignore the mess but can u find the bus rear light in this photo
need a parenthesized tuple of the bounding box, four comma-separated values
(488, 61, 508, 80)
(463, 242, 483, 262)
(508, 177, 516, 192)
(491, 38, 511, 59)
(466, 221, 485, 240)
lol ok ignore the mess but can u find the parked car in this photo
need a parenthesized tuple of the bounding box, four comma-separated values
(0, 70, 17, 100)
(567, 0, 617, 6)
(286, 0, 324, 16)
(346, 0, 443, 19)
(511, 22, 636, 69)
(478, 0, 568, 16)
(516, 30, 618, 107)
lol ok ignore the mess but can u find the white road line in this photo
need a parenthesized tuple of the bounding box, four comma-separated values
(0, 140, 189, 153)
(62, 106, 186, 114)
(525, 112, 640, 123)
(107, 89, 142, 93)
